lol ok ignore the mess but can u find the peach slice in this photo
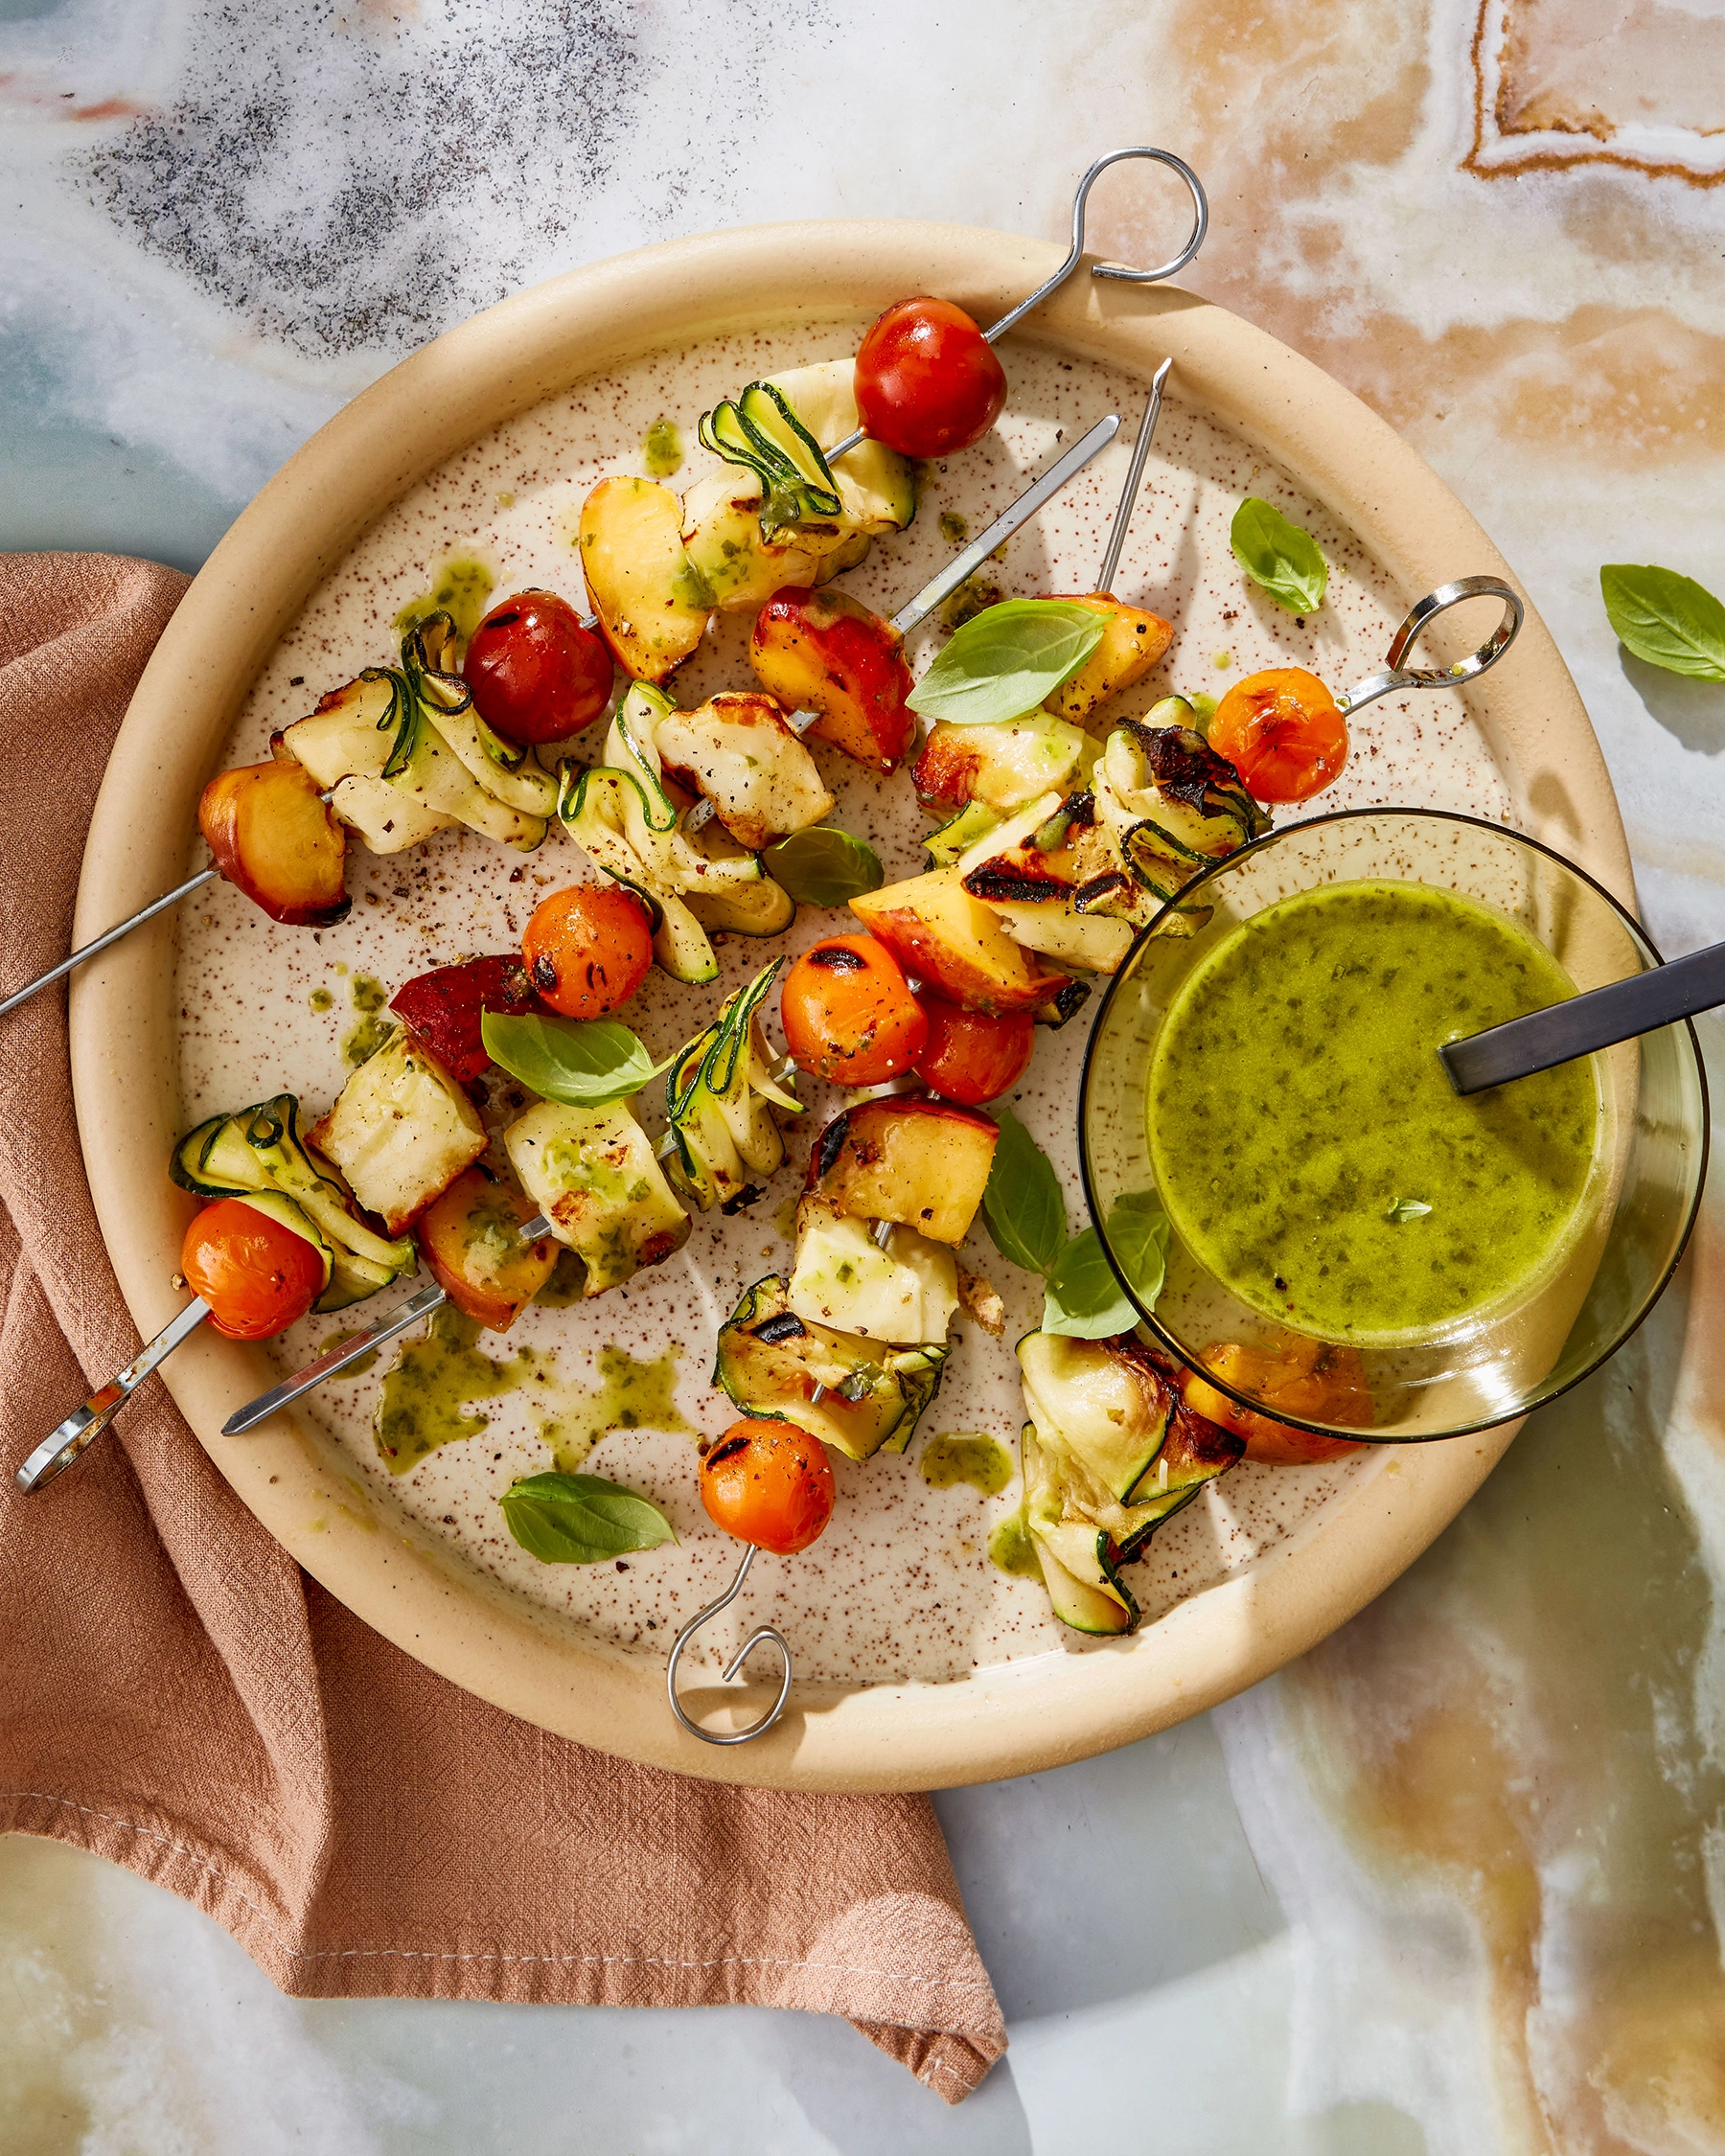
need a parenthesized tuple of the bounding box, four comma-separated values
(1039, 592, 1173, 726)
(749, 585, 915, 775)
(850, 867, 1067, 1016)
(578, 476, 712, 685)
(805, 1096, 998, 1247)
(197, 758, 350, 927)
(418, 1166, 557, 1332)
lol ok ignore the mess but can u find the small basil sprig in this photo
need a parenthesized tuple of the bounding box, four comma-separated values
(762, 826, 884, 907)
(907, 599, 1105, 727)
(1600, 564, 1725, 680)
(1230, 498, 1328, 614)
(499, 1471, 677, 1564)
(980, 1108, 1168, 1338)
(481, 1010, 674, 1107)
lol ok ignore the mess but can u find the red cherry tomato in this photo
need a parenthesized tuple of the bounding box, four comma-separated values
(854, 297, 1008, 459)
(182, 1198, 326, 1342)
(522, 885, 655, 1019)
(911, 996, 1034, 1106)
(463, 589, 614, 745)
(1208, 668, 1349, 805)
(780, 934, 929, 1086)
(700, 1418, 835, 1555)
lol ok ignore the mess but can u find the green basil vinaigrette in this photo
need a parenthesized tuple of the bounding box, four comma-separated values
(1147, 881, 1600, 1342)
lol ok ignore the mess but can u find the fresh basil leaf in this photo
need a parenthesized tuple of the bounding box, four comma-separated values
(762, 826, 884, 907)
(1106, 1188, 1170, 1305)
(981, 1107, 1068, 1277)
(907, 599, 1106, 727)
(1386, 1197, 1432, 1223)
(499, 1471, 677, 1565)
(1599, 563, 1725, 681)
(1042, 1227, 1138, 1339)
(481, 1010, 673, 1107)
(1041, 1192, 1167, 1338)
(1230, 498, 1328, 614)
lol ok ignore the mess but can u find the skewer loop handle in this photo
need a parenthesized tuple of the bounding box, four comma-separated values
(666, 1543, 794, 1746)
(1339, 576, 1524, 718)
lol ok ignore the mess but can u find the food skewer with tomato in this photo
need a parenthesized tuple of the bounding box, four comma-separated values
(16, 1183, 413, 1493)
(6, 140, 1205, 1021)
(797, 149, 1206, 468)
(666, 1415, 835, 1745)
(214, 947, 805, 1433)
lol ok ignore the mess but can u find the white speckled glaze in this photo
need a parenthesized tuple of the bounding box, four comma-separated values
(73, 226, 1629, 1786)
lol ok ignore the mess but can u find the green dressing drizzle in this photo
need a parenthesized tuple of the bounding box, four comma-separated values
(921, 1432, 1013, 1495)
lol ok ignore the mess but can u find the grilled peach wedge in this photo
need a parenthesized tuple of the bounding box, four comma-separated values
(1040, 592, 1173, 726)
(850, 866, 1070, 1017)
(749, 586, 915, 775)
(197, 757, 350, 927)
(805, 1097, 998, 1246)
(578, 476, 712, 685)
(418, 1166, 558, 1331)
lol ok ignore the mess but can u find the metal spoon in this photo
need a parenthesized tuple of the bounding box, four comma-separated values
(1442, 942, 1725, 1094)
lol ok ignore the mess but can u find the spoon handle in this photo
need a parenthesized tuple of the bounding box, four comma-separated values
(1441, 938, 1725, 1094)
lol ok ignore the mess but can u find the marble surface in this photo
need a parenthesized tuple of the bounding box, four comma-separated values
(4, 0, 1725, 2148)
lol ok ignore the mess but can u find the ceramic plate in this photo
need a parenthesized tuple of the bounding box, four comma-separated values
(69, 222, 1630, 1789)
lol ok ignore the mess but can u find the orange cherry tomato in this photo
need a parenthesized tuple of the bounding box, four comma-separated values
(700, 1418, 835, 1555)
(911, 996, 1034, 1107)
(780, 933, 929, 1086)
(522, 884, 654, 1019)
(181, 1198, 326, 1342)
(1208, 668, 1349, 804)
(463, 590, 614, 745)
(1181, 1339, 1371, 1464)
(854, 296, 1008, 459)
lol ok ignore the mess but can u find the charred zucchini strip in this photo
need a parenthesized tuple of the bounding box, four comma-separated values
(713, 1275, 946, 1461)
(660, 959, 802, 1213)
(1015, 1332, 1244, 1635)
(172, 1092, 414, 1313)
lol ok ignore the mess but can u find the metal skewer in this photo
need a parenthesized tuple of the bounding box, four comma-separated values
(666, 1543, 793, 1745)
(681, 409, 1123, 829)
(1095, 359, 1171, 596)
(1335, 576, 1523, 718)
(0, 865, 218, 1021)
(219, 1212, 554, 1435)
(821, 147, 1207, 463)
(16, 1296, 212, 1492)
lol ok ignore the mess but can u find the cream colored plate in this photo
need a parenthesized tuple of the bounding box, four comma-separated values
(70, 222, 1630, 1790)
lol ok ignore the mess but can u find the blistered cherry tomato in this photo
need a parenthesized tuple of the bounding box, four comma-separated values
(463, 589, 614, 745)
(1208, 668, 1348, 804)
(700, 1418, 835, 1555)
(854, 297, 1008, 459)
(522, 885, 654, 1019)
(911, 996, 1034, 1107)
(780, 933, 929, 1086)
(182, 1199, 326, 1342)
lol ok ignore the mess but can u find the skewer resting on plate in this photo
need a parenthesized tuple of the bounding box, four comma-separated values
(820, 149, 1206, 464)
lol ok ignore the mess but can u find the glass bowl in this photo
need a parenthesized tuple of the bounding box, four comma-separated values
(1078, 809, 1709, 1443)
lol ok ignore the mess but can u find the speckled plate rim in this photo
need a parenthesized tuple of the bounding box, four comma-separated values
(67, 218, 1632, 1791)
